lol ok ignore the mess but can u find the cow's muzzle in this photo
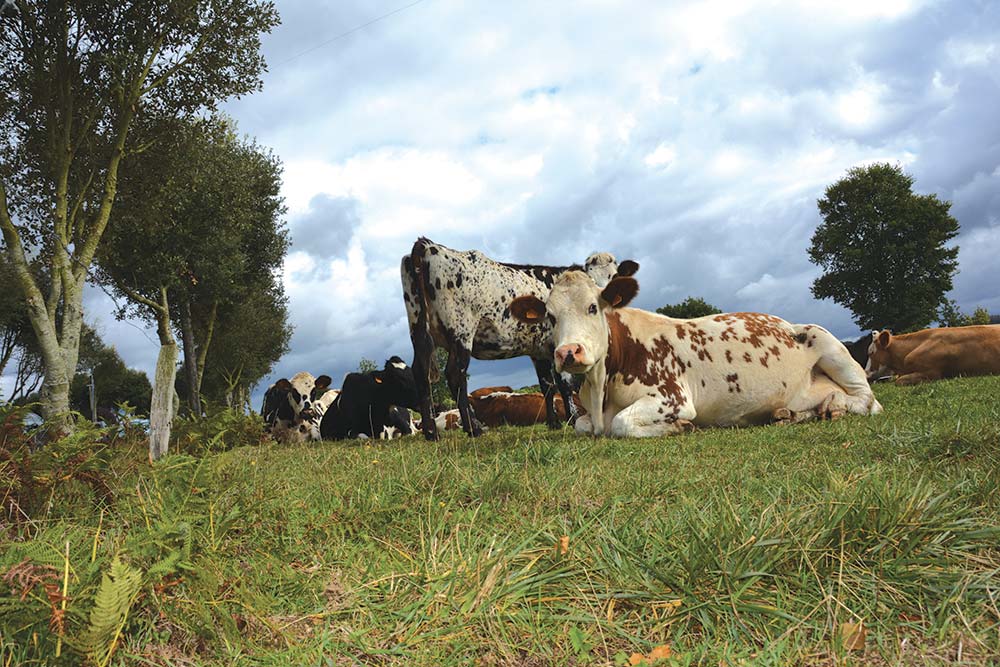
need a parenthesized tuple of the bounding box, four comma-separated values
(555, 343, 586, 371)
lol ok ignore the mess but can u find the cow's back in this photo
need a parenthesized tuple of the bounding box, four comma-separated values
(407, 240, 562, 359)
(604, 310, 834, 426)
(903, 325, 1000, 377)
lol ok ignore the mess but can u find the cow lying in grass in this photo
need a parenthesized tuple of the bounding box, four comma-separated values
(866, 325, 1000, 385)
(468, 386, 582, 427)
(510, 272, 881, 437)
(261, 372, 333, 443)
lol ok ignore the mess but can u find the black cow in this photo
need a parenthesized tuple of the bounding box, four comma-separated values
(842, 333, 873, 370)
(320, 357, 419, 440)
(401, 238, 638, 440)
(381, 404, 417, 439)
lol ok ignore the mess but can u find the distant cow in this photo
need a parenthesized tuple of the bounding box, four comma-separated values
(320, 357, 419, 440)
(510, 272, 881, 437)
(262, 372, 332, 442)
(380, 405, 417, 439)
(468, 386, 583, 428)
(401, 238, 638, 439)
(866, 325, 1000, 385)
(842, 333, 873, 369)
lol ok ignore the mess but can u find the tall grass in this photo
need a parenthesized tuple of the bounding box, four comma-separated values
(2, 378, 999, 665)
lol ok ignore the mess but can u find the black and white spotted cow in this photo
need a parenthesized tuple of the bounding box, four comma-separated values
(319, 357, 419, 440)
(400, 237, 638, 440)
(380, 404, 417, 439)
(261, 372, 332, 443)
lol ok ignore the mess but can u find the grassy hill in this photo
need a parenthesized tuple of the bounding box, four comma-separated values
(3, 376, 999, 665)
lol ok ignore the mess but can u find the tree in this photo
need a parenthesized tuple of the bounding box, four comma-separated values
(0, 0, 279, 424)
(358, 358, 378, 374)
(70, 325, 152, 418)
(656, 297, 722, 319)
(199, 282, 290, 412)
(808, 163, 960, 333)
(938, 300, 992, 328)
(98, 115, 287, 456)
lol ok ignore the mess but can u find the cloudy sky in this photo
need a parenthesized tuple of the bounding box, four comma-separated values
(40, 0, 1000, 405)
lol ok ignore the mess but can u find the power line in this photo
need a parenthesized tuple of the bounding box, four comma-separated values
(275, 0, 427, 67)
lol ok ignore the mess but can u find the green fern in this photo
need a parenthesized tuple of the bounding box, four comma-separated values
(73, 557, 142, 667)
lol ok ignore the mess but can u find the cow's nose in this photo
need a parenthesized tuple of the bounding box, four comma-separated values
(555, 344, 584, 366)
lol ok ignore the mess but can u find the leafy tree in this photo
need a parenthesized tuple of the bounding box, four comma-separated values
(98, 115, 286, 458)
(939, 300, 992, 328)
(358, 358, 378, 374)
(808, 163, 960, 333)
(656, 297, 722, 319)
(200, 282, 290, 412)
(0, 0, 279, 424)
(70, 326, 152, 418)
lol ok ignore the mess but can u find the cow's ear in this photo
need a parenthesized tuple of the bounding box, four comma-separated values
(274, 379, 292, 391)
(510, 295, 546, 324)
(876, 330, 892, 349)
(615, 260, 639, 277)
(601, 276, 638, 308)
(315, 375, 332, 391)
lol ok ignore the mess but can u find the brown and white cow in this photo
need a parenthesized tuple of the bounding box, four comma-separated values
(510, 272, 881, 437)
(866, 325, 1000, 385)
(401, 238, 638, 439)
(468, 386, 583, 427)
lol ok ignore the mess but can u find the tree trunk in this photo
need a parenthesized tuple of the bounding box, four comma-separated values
(180, 298, 201, 415)
(194, 299, 217, 397)
(148, 290, 177, 461)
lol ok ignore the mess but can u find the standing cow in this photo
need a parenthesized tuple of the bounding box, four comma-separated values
(401, 237, 637, 439)
(509, 272, 881, 437)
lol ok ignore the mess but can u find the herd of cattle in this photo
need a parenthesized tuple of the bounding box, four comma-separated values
(262, 237, 1000, 443)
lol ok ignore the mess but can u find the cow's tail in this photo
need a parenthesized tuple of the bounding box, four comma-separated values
(407, 238, 440, 383)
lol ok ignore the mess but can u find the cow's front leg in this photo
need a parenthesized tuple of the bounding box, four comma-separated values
(533, 358, 563, 430)
(583, 364, 607, 436)
(609, 395, 696, 438)
(894, 371, 937, 386)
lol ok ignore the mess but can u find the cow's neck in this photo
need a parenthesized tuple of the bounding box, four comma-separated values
(886, 333, 924, 366)
(603, 310, 647, 379)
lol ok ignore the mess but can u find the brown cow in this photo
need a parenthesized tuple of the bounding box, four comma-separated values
(866, 325, 1000, 385)
(468, 386, 583, 427)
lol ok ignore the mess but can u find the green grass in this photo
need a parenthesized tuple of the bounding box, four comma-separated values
(3, 376, 1000, 665)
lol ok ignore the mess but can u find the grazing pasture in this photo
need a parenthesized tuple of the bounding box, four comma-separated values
(3, 377, 1000, 666)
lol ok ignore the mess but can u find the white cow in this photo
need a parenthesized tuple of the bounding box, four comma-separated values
(510, 272, 881, 437)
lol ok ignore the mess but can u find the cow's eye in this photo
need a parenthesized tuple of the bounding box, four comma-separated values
(588, 303, 598, 315)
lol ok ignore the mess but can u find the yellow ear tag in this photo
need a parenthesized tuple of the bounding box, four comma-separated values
(612, 295, 622, 306)
(526, 309, 540, 320)
(375, 377, 383, 384)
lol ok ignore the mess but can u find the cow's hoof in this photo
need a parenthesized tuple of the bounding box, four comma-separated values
(676, 419, 696, 432)
(546, 420, 562, 430)
(823, 409, 846, 421)
(422, 430, 440, 442)
(771, 407, 793, 425)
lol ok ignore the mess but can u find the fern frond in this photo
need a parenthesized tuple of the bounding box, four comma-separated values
(73, 557, 142, 666)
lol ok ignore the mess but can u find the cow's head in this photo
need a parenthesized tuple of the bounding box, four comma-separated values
(584, 253, 639, 289)
(865, 330, 893, 380)
(510, 270, 639, 373)
(375, 356, 419, 409)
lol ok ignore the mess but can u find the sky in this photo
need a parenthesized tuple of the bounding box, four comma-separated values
(9, 0, 999, 406)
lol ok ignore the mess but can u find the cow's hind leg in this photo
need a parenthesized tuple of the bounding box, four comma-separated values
(799, 325, 883, 415)
(609, 396, 696, 438)
(409, 324, 438, 441)
(446, 347, 483, 437)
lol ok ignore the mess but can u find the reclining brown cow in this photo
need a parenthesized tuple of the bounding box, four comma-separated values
(866, 325, 1000, 385)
